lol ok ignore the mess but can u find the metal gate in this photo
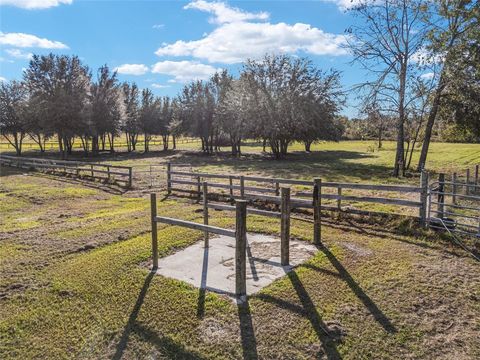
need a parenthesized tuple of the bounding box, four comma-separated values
(428, 173, 479, 239)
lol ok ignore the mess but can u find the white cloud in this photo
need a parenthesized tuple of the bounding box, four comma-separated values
(114, 64, 149, 75)
(5, 48, 33, 59)
(155, 21, 348, 64)
(0, 0, 72, 9)
(323, 0, 376, 11)
(151, 60, 220, 82)
(0, 32, 68, 49)
(156, 1, 347, 64)
(152, 24, 165, 29)
(412, 48, 445, 66)
(420, 72, 434, 80)
(185, 0, 269, 24)
(151, 83, 171, 89)
(0, 76, 7, 82)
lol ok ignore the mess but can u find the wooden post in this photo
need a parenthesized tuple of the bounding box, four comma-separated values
(107, 166, 111, 182)
(229, 176, 234, 203)
(313, 178, 322, 245)
(275, 182, 280, 196)
(438, 173, 445, 219)
(203, 182, 209, 248)
(240, 176, 245, 199)
(90, 164, 94, 178)
(465, 168, 470, 195)
(337, 187, 342, 211)
(150, 193, 158, 269)
(235, 200, 247, 298)
(452, 172, 457, 204)
(127, 167, 133, 188)
(196, 176, 201, 201)
(280, 187, 290, 266)
(419, 171, 428, 226)
(166, 162, 172, 194)
(475, 164, 479, 185)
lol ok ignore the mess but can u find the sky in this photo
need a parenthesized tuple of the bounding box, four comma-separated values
(0, 0, 368, 117)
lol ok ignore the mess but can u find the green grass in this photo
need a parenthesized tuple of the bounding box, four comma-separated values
(1, 142, 479, 359)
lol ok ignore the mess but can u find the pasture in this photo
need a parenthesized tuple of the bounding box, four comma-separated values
(1, 140, 479, 359)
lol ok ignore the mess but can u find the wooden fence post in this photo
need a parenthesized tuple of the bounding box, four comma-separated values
(90, 164, 94, 178)
(107, 166, 111, 182)
(438, 173, 445, 219)
(475, 164, 479, 185)
(240, 176, 245, 199)
(465, 168, 470, 195)
(150, 193, 158, 269)
(275, 182, 280, 196)
(419, 171, 428, 226)
(452, 172, 457, 204)
(203, 181, 209, 248)
(313, 178, 322, 245)
(167, 162, 172, 194)
(229, 176, 234, 203)
(280, 187, 290, 266)
(235, 200, 247, 299)
(127, 167, 133, 189)
(337, 187, 342, 211)
(196, 176, 201, 201)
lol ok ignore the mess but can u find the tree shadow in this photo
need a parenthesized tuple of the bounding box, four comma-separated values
(317, 244, 396, 334)
(112, 271, 155, 360)
(237, 298, 258, 360)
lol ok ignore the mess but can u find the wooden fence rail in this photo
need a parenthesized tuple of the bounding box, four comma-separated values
(0, 154, 132, 188)
(166, 163, 430, 225)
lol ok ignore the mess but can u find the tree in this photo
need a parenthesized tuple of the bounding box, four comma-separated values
(242, 54, 344, 158)
(0, 80, 27, 155)
(24, 54, 91, 158)
(347, 0, 428, 176)
(121, 82, 140, 152)
(417, 0, 479, 170)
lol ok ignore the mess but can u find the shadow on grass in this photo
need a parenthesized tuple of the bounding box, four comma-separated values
(197, 247, 209, 319)
(237, 298, 258, 360)
(317, 244, 396, 334)
(112, 271, 155, 360)
(255, 270, 342, 359)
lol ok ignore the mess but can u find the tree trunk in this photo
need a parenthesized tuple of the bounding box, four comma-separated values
(393, 61, 407, 177)
(417, 80, 444, 172)
(304, 141, 312, 152)
(172, 135, 176, 149)
(378, 128, 382, 149)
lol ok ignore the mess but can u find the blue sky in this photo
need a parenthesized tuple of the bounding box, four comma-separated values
(0, 0, 365, 117)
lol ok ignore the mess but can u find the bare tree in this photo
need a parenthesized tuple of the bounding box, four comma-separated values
(346, 0, 428, 176)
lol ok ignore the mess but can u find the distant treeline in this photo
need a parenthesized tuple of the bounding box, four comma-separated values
(0, 53, 344, 159)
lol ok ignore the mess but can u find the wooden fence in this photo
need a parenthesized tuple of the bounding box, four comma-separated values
(0, 154, 133, 188)
(166, 162, 429, 224)
(150, 183, 315, 297)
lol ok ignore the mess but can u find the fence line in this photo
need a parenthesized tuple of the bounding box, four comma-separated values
(166, 162, 429, 225)
(0, 154, 132, 188)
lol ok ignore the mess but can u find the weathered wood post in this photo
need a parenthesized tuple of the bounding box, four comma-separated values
(280, 187, 290, 266)
(313, 178, 322, 245)
(240, 176, 245, 199)
(438, 173, 445, 219)
(452, 172, 457, 204)
(235, 200, 247, 298)
(203, 181, 209, 248)
(196, 176, 201, 201)
(275, 182, 280, 196)
(337, 187, 342, 211)
(465, 168, 470, 195)
(166, 162, 172, 194)
(475, 164, 479, 185)
(150, 193, 158, 269)
(419, 170, 428, 226)
(229, 175, 234, 203)
(127, 167, 133, 188)
(90, 164, 94, 178)
(107, 165, 111, 182)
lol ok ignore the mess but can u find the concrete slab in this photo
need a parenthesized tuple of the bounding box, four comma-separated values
(156, 233, 318, 297)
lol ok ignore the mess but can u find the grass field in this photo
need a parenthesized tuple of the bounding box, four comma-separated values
(1, 141, 479, 359)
